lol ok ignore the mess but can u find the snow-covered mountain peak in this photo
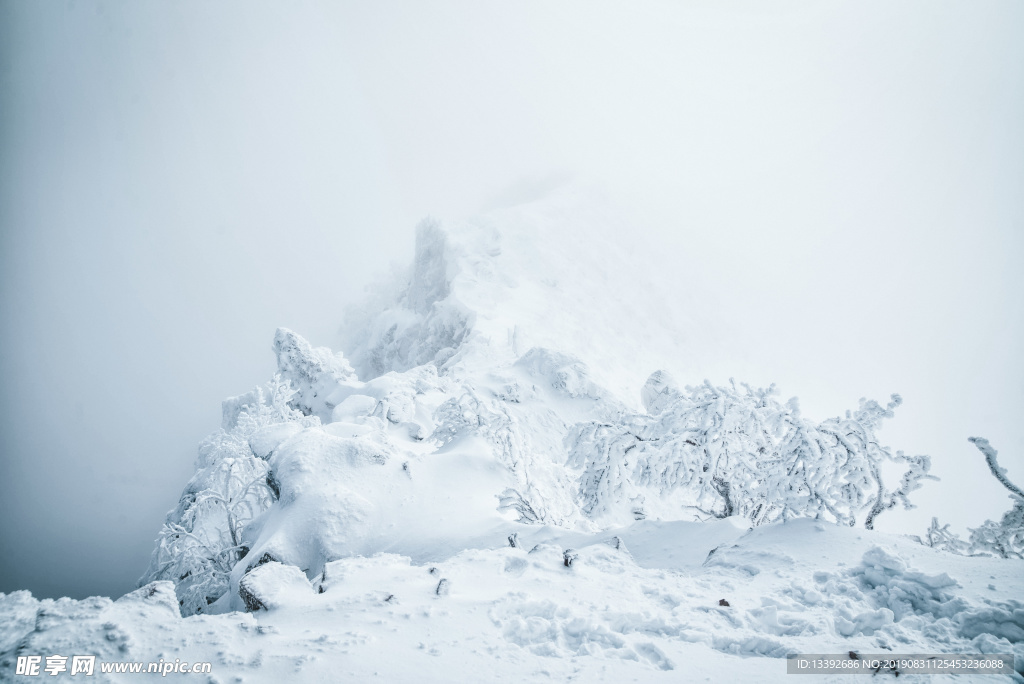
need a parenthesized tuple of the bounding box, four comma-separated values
(342, 187, 704, 407)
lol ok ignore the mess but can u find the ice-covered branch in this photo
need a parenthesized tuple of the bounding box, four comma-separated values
(916, 438, 1023, 559)
(969, 436, 1024, 499)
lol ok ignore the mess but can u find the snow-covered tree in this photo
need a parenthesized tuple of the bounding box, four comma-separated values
(963, 437, 1023, 559)
(914, 438, 1022, 559)
(930, 437, 1024, 559)
(920, 517, 971, 555)
(567, 372, 934, 528)
(140, 375, 316, 615)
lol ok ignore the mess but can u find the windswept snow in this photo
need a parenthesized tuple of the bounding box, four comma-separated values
(2, 192, 1021, 682)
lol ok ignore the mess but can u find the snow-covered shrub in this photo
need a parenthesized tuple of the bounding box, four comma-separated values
(965, 437, 1024, 559)
(567, 372, 934, 528)
(920, 517, 971, 555)
(140, 376, 316, 615)
(968, 507, 1024, 560)
(925, 438, 1023, 559)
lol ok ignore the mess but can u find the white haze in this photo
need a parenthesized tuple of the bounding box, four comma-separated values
(0, 0, 1021, 600)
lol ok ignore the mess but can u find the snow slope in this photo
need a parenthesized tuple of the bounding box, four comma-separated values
(2, 190, 1021, 682)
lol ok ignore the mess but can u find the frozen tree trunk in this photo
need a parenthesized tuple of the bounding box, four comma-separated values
(712, 477, 733, 518)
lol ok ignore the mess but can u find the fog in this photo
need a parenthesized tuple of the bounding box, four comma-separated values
(1, 0, 1021, 600)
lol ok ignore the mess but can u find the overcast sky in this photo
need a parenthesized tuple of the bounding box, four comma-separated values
(1, 0, 1021, 601)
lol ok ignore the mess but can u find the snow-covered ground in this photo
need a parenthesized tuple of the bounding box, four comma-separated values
(2, 520, 1021, 682)
(2, 191, 1021, 682)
